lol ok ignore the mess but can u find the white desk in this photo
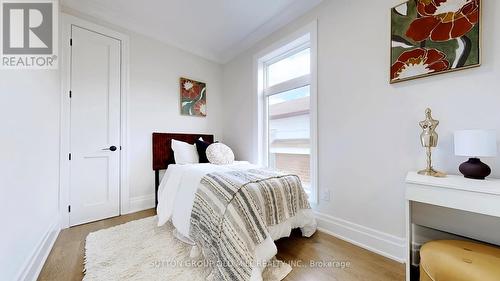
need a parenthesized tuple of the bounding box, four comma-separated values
(405, 172, 500, 281)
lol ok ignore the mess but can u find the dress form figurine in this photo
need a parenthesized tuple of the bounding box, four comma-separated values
(418, 108, 446, 177)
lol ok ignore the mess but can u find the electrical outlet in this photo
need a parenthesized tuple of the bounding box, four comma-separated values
(321, 190, 331, 201)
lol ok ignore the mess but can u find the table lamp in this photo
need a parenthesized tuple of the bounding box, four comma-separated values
(454, 130, 497, 180)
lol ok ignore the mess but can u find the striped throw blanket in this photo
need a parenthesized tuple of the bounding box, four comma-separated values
(189, 169, 310, 281)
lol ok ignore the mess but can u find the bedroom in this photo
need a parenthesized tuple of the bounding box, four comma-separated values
(1, 0, 499, 281)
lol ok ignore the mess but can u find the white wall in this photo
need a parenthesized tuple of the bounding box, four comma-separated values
(0, 70, 61, 280)
(127, 31, 224, 205)
(222, 0, 500, 259)
(62, 9, 224, 210)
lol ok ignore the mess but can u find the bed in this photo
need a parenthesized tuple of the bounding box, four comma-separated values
(152, 133, 317, 281)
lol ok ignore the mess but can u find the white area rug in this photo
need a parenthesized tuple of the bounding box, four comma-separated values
(84, 216, 292, 281)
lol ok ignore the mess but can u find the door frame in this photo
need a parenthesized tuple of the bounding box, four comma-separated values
(59, 14, 130, 229)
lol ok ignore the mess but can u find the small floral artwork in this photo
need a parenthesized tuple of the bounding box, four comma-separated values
(391, 0, 480, 83)
(180, 77, 206, 117)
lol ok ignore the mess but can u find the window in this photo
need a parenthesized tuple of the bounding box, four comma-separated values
(257, 24, 317, 203)
(267, 76, 311, 189)
(267, 48, 311, 87)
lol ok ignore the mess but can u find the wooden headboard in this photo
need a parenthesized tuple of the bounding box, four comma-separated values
(152, 132, 214, 206)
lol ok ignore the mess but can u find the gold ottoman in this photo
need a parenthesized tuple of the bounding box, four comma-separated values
(420, 240, 500, 281)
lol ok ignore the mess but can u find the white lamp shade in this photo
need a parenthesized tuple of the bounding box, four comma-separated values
(454, 130, 497, 157)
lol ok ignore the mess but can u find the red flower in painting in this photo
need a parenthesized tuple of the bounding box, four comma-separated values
(193, 100, 206, 116)
(181, 80, 201, 100)
(406, 0, 480, 42)
(391, 48, 450, 81)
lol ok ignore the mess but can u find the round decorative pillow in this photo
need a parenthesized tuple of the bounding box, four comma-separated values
(206, 143, 235, 165)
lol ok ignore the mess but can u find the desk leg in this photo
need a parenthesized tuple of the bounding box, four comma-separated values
(406, 200, 412, 281)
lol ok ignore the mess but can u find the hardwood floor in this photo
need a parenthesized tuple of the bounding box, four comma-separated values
(275, 229, 405, 281)
(38, 209, 156, 281)
(38, 210, 405, 281)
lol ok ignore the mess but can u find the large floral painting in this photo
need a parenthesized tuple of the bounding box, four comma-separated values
(391, 0, 481, 83)
(180, 77, 206, 117)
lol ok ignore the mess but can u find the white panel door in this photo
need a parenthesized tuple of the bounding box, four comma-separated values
(69, 26, 121, 226)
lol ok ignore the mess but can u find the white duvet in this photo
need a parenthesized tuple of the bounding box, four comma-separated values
(156, 161, 317, 281)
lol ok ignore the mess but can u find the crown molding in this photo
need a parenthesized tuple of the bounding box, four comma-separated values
(220, 0, 323, 64)
(61, 0, 323, 64)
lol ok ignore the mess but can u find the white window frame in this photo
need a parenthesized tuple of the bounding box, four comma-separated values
(254, 21, 318, 204)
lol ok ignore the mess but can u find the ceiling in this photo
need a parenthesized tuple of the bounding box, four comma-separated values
(61, 0, 322, 64)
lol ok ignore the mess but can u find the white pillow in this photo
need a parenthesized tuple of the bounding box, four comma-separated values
(206, 143, 234, 165)
(171, 139, 199, 164)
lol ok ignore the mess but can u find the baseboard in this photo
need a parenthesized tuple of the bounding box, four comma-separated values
(127, 194, 155, 214)
(314, 212, 406, 263)
(16, 218, 60, 281)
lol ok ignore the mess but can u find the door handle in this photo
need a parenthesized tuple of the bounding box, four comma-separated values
(102, 146, 117, 152)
